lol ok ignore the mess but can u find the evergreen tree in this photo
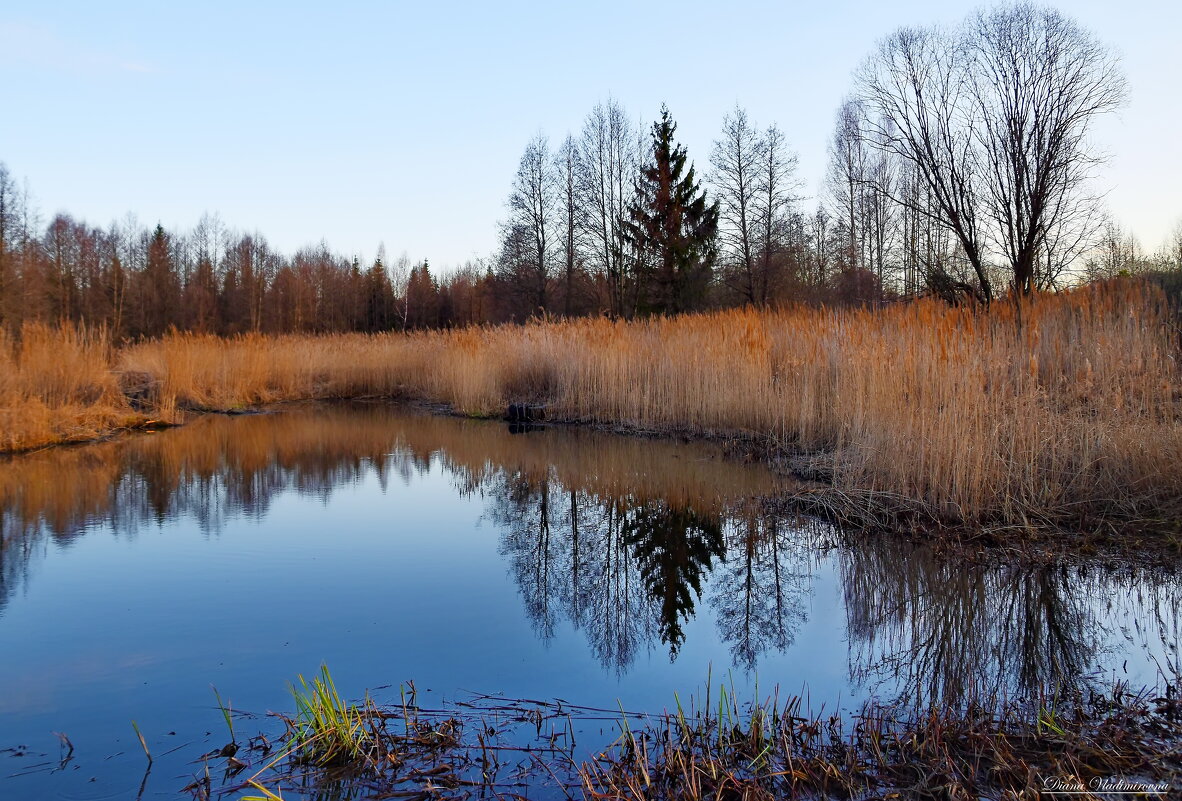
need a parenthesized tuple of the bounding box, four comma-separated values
(624, 105, 720, 315)
(139, 224, 181, 336)
(404, 260, 439, 330)
(363, 256, 396, 331)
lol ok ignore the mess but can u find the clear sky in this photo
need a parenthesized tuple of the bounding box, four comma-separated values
(1, 0, 1178, 270)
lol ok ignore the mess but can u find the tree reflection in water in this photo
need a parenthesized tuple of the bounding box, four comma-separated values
(623, 502, 724, 657)
(711, 516, 816, 671)
(841, 541, 1181, 706)
(1, 404, 1177, 706)
(494, 480, 660, 671)
(488, 469, 823, 672)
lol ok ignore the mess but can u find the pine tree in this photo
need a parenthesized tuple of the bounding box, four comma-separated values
(624, 105, 719, 315)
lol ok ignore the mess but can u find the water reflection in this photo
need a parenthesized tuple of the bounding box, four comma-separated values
(0, 403, 1177, 708)
(493, 480, 736, 669)
(842, 541, 1181, 705)
(712, 518, 815, 671)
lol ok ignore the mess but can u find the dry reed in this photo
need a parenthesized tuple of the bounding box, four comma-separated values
(0, 324, 150, 452)
(3, 279, 1179, 530)
(212, 670, 1182, 801)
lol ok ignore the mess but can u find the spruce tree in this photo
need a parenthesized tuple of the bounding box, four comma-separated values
(624, 105, 719, 314)
(141, 224, 181, 337)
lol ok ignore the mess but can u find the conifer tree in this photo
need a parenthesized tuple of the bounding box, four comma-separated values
(139, 223, 181, 336)
(363, 256, 396, 331)
(624, 105, 720, 314)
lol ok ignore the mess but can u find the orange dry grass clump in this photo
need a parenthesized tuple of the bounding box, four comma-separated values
(3, 280, 1179, 527)
(0, 324, 147, 451)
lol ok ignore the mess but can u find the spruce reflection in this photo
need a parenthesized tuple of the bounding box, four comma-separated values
(490, 470, 817, 672)
(623, 503, 724, 657)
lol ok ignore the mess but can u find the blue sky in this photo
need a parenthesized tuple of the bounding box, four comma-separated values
(0, 0, 1178, 270)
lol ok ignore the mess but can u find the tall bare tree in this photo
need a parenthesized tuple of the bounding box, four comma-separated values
(826, 100, 871, 275)
(1167, 220, 1182, 271)
(712, 110, 801, 306)
(967, 3, 1125, 296)
(499, 133, 557, 317)
(710, 106, 762, 305)
(553, 134, 584, 316)
(855, 2, 1126, 302)
(854, 28, 991, 302)
(0, 163, 19, 327)
(578, 99, 637, 318)
(752, 123, 801, 304)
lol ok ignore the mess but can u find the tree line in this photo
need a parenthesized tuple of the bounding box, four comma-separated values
(0, 167, 497, 338)
(2, 2, 1180, 338)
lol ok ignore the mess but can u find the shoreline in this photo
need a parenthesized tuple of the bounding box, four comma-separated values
(5, 394, 1181, 563)
(5, 284, 1180, 540)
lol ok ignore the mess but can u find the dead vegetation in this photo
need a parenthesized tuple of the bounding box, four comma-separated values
(203, 668, 1182, 801)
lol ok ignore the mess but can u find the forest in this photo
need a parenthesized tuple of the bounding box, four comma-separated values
(1, 6, 1179, 338)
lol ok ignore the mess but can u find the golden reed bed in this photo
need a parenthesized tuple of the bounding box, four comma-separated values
(2, 280, 1179, 530)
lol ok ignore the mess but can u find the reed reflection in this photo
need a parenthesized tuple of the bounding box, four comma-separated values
(0, 405, 788, 626)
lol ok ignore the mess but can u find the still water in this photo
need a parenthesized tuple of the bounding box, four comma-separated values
(0, 404, 1177, 798)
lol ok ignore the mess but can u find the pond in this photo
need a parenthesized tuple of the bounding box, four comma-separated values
(0, 404, 1177, 798)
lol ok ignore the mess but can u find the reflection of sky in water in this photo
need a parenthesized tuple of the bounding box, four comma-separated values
(0, 405, 1177, 799)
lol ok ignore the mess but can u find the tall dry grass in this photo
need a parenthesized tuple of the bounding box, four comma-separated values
(3, 279, 1179, 528)
(0, 324, 149, 451)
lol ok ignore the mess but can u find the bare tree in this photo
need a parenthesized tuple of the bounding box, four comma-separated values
(710, 106, 762, 305)
(1034, 196, 1103, 289)
(855, 27, 991, 302)
(553, 134, 584, 316)
(855, 2, 1127, 302)
(1168, 220, 1182, 271)
(752, 123, 801, 304)
(806, 205, 833, 289)
(578, 100, 637, 318)
(712, 110, 801, 307)
(499, 133, 557, 316)
(0, 163, 19, 327)
(1084, 215, 1144, 280)
(826, 100, 871, 275)
(968, 4, 1125, 295)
